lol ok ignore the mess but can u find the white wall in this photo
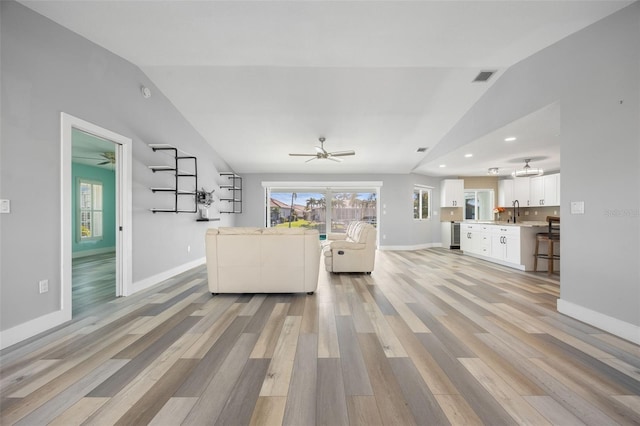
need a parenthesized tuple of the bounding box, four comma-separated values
(237, 173, 443, 249)
(423, 3, 640, 341)
(0, 2, 234, 341)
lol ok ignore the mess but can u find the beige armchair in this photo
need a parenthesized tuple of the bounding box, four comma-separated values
(322, 221, 377, 273)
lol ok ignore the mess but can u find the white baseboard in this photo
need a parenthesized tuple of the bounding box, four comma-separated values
(72, 247, 116, 259)
(557, 299, 640, 345)
(0, 308, 71, 350)
(129, 257, 206, 296)
(378, 243, 442, 251)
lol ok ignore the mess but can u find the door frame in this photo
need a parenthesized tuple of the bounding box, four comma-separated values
(61, 113, 132, 319)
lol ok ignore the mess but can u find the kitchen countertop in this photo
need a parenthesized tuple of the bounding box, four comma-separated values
(462, 220, 549, 228)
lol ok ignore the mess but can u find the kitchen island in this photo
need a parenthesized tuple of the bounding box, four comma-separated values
(460, 221, 553, 271)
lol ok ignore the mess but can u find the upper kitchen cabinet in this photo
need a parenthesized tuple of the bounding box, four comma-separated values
(441, 179, 464, 207)
(530, 173, 560, 206)
(498, 179, 514, 207)
(513, 177, 531, 207)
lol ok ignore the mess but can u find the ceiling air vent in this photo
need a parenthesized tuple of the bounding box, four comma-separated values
(473, 70, 496, 83)
(416, 147, 428, 153)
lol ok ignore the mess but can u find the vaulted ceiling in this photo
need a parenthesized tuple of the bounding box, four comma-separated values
(20, 0, 633, 175)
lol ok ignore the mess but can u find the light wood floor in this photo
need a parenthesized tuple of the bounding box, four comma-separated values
(72, 252, 116, 317)
(1, 248, 639, 425)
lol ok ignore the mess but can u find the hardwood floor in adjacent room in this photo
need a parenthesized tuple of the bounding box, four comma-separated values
(72, 252, 116, 317)
(1, 248, 639, 425)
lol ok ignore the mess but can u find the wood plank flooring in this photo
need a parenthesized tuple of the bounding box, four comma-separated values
(2, 248, 639, 425)
(72, 252, 116, 317)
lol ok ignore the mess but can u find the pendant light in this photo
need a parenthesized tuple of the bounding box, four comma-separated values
(512, 159, 543, 178)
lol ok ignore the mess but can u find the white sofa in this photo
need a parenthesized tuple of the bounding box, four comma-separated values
(205, 227, 320, 294)
(322, 221, 377, 273)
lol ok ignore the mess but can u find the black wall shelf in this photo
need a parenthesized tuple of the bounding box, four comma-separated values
(219, 173, 242, 214)
(148, 144, 198, 213)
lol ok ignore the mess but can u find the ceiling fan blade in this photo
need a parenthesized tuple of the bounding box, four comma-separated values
(326, 156, 343, 162)
(329, 150, 355, 157)
(305, 157, 319, 163)
(97, 161, 111, 165)
(289, 153, 317, 157)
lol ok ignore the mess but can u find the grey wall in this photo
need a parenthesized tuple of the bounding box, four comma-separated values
(0, 1, 235, 331)
(426, 3, 640, 329)
(237, 173, 443, 248)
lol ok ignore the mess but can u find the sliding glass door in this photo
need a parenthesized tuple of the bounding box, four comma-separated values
(265, 184, 379, 238)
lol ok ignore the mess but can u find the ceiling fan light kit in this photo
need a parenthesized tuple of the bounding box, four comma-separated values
(289, 137, 355, 163)
(512, 159, 543, 178)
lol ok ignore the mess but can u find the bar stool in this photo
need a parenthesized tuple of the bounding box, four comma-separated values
(534, 216, 560, 275)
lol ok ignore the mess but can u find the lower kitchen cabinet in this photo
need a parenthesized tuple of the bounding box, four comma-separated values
(461, 223, 546, 271)
(460, 224, 491, 257)
(490, 226, 521, 265)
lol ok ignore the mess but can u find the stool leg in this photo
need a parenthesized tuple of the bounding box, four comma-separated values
(534, 238, 540, 271)
(548, 240, 554, 275)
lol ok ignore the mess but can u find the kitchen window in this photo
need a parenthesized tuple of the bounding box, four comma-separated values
(413, 186, 432, 220)
(78, 179, 103, 241)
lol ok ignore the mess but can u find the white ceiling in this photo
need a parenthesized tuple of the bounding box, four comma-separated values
(21, 0, 633, 175)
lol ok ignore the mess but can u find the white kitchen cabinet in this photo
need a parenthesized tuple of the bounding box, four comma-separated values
(530, 174, 560, 207)
(461, 223, 491, 256)
(498, 179, 514, 207)
(490, 226, 521, 264)
(545, 174, 560, 206)
(513, 177, 531, 207)
(440, 179, 464, 207)
(460, 223, 476, 253)
(462, 222, 546, 270)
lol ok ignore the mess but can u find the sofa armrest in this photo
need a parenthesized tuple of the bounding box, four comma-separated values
(326, 233, 348, 241)
(328, 240, 366, 250)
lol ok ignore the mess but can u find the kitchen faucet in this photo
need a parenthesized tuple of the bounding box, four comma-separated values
(512, 200, 520, 223)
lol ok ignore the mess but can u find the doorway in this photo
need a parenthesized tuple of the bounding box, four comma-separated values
(71, 129, 117, 315)
(464, 189, 494, 221)
(61, 113, 132, 322)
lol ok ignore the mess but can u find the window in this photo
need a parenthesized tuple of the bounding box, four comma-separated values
(78, 179, 103, 241)
(413, 186, 431, 220)
(464, 189, 494, 221)
(263, 181, 382, 239)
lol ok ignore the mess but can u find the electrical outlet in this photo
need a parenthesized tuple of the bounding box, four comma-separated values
(450, 211, 454, 216)
(534, 211, 538, 216)
(0, 199, 10, 214)
(383, 234, 386, 240)
(39, 279, 49, 294)
(524, 211, 529, 216)
(554, 210, 558, 215)
(187, 245, 191, 253)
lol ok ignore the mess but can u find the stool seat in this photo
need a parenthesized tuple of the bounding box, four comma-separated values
(534, 216, 560, 275)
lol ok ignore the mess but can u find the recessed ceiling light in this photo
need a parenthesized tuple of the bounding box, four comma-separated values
(439, 164, 446, 168)
(504, 137, 517, 142)
(464, 153, 473, 158)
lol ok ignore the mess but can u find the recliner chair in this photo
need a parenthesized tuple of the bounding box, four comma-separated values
(322, 221, 377, 273)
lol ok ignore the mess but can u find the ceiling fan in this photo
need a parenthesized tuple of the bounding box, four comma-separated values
(289, 137, 355, 163)
(73, 152, 116, 166)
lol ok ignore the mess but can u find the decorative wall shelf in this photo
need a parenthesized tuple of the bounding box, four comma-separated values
(219, 173, 242, 214)
(148, 144, 198, 213)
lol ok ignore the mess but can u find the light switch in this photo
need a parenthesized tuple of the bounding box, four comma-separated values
(571, 201, 585, 214)
(0, 199, 9, 214)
